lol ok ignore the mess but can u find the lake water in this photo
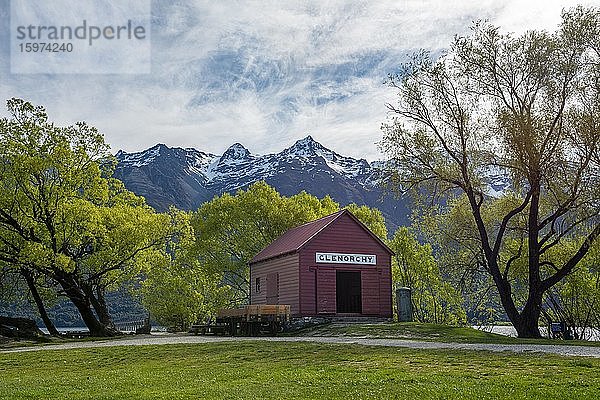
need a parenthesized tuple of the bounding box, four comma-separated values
(474, 325, 600, 341)
(40, 326, 166, 335)
(39, 327, 88, 334)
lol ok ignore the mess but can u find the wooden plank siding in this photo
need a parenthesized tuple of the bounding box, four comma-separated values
(249, 253, 300, 315)
(316, 268, 336, 314)
(266, 272, 279, 304)
(250, 210, 393, 318)
(299, 212, 392, 317)
(378, 263, 392, 317)
(360, 269, 381, 315)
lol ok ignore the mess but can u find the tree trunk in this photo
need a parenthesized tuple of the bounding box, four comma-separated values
(490, 266, 543, 338)
(513, 299, 543, 338)
(56, 273, 118, 337)
(514, 317, 542, 338)
(520, 185, 542, 339)
(21, 269, 60, 336)
(83, 282, 114, 328)
(0, 316, 44, 338)
(94, 289, 113, 328)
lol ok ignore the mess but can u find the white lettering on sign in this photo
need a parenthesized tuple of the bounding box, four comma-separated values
(315, 252, 376, 265)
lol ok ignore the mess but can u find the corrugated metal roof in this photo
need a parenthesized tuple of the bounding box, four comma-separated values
(249, 210, 345, 264)
(249, 209, 394, 264)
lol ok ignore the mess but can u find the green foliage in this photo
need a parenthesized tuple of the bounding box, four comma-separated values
(0, 270, 27, 308)
(189, 182, 338, 306)
(389, 227, 466, 325)
(187, 181, 388, 308)
(0, 99, 174, 335)
(418, 191, 600, 332)
(139, 257, 230, 329)
(547, 267, 600, 340)
(531, 239, 600, 339)
(138, 210, 231, 328)
(415, 195, 510, 324)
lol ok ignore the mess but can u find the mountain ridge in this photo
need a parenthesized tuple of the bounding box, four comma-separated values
(114, 136, 410, 230)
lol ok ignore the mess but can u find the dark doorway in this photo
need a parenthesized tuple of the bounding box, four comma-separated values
(336, 271, 362, 313)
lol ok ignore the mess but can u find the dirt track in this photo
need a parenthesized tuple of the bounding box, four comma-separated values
(2, 333, 600, 358)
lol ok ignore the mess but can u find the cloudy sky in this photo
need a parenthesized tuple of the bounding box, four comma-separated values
(0, 0, 593, 160)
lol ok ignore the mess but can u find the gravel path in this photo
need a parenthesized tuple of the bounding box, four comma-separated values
(2, 334, 600, 358)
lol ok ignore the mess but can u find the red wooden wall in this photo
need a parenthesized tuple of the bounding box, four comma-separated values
(299, 212, 392, 318)
(250, 212, 392, 318)
(250, 253, 300, 315)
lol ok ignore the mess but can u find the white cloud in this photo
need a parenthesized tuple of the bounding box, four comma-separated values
(1, 0, 590, 160)
(493, 0, 598, 34)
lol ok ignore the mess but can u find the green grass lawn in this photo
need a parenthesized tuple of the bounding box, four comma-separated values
(1, 341, 599, 400)
(292, 322, 600, 346)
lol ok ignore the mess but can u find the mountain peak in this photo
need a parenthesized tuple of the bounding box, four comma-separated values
(114, 137, 409, 229)
(295, 135, 319, 147)
(115, 143, 166, 167)
(149, 143, 169, 152)
(300, 134, 315, 143)
(285, 135, 327, 157)
(221, 143, 251, 160)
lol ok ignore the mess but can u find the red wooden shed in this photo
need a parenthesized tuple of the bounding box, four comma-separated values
(249, 210, 393, 318)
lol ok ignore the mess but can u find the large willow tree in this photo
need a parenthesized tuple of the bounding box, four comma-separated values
(0, 99, 173, 336)
(381, 7, 600, 338)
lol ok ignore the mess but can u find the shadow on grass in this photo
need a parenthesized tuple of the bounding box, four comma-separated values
(289, 322, 600, 347)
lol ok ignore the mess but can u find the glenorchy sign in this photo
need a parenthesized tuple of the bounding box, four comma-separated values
(315, 252, 376, 265)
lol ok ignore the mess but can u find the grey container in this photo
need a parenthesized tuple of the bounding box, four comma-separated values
(396, 287, 412, 322)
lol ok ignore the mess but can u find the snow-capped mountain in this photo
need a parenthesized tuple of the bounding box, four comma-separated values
(114, 136, 409, 229)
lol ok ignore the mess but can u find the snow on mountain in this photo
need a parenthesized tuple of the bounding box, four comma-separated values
(116, 136, 377, 188)
(115, 144, 162, 167)
(117, 144, 216, 172)
(114, 136, 411, 230)
(280, 136, 373, 182)
(219, 143, 252, 162)
(480, 164, 512, 198)
(114, 136, 512, 230)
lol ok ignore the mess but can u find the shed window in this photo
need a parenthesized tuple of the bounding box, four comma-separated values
(255, 277, 261, 293)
